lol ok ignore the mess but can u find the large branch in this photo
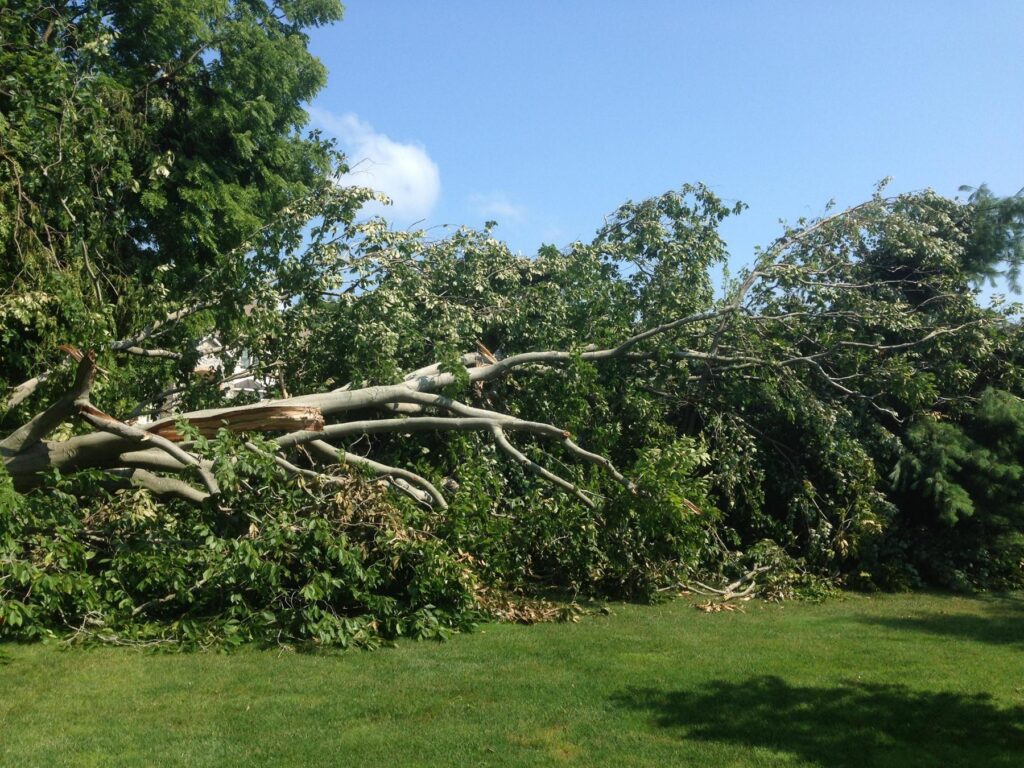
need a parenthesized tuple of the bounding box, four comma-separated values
(0, 352, 96, 457)
(275, 416, 570, 449)
(491, 426, 597, 508)
(106, 467, 211, 504)
(4, 368, 55, 411)
(77, 403, 219, 497)
(144, 405, 324, 442)
(306, 439, 448, 509)
(391, 390, 634, 491)
(243, 440, 445, 509)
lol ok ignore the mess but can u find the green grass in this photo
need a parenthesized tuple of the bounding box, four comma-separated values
(2, 592, 1023, 767)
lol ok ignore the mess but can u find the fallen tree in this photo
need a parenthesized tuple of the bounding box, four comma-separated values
(4, 194, 1001, 514)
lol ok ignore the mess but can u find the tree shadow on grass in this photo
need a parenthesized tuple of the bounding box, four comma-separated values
(860, 599, 1024, 648)
(613, 676, 1024, 767)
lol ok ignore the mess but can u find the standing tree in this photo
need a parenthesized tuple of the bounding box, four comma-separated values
(2, 0, 363, 418)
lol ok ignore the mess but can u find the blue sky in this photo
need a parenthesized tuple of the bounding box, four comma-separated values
(306, 1, 1023, 269)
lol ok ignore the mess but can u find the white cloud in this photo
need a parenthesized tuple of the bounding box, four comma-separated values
(309, 107, 441, 222)
(468, 192, 526, 223)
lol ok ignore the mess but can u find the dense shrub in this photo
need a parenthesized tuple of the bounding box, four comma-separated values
(0, 438, 478, 648)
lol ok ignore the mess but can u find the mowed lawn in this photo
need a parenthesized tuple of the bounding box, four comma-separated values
(2, 593, 1022, 767)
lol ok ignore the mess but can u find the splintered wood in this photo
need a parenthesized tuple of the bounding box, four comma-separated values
(145, 406, 325, 441)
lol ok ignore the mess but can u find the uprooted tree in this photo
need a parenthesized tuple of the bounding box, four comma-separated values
(3, 1, 1024, 646)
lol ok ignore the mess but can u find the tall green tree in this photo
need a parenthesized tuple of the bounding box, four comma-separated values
(959, 184, 1024, 290)
(1, 0, 362, 418)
